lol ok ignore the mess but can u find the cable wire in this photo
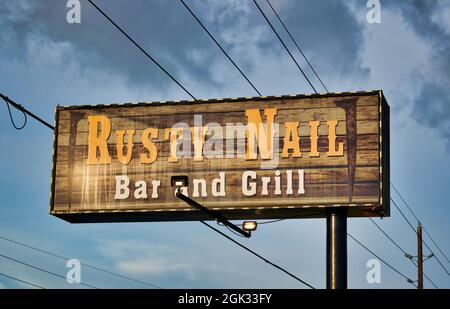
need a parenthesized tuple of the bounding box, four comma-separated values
(252, 0, 317, 94)
(3, 3, 446, 288)
(257, 213, 319, 225)
(0, 92, 53, 130)
(0, 271, 45, 289)
(0, 253, 98, 289)
(369, 217, 409, 256)
(391, 198, 450, 277)
(2, 97, 27, 130)
(258, 218, 287, 225)
(87, 0, 197, 100)
(264, 0, 328, 92)
(1, 94, 165, 288)
(179, 0, 262, 96)
(0, 234, 163, 289)
(216, 221, 247, 238)
(200, 220, 315, 289)
(368, 218, 439, 288)
(391, 197, 417, 234)
(348, 233, 415, 286)
(251, 212, 439, 287)
(391, 183, 450, 264)
(409, 258, 439, 289)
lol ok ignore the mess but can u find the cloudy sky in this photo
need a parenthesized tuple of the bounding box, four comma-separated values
(0, 0, 449, 289)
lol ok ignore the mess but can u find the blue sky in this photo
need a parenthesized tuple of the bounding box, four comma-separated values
(0, 0, 449, 289)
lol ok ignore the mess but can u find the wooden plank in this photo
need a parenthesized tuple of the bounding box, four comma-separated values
(53, 183, 380, 209)
(54, 134, 378, 163)
(57, 95, 379, 121)
(56, 120, 379, 147)
(55, 166, 380, 192)
(57, 105, 379, 134)
(54, 149, 379, 178)
(50, 92, 389, 221)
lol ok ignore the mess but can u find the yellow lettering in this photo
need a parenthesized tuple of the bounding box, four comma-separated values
(86, 115, 112, 164)
(116, 129, 135, 165)
(245, 108, 277, 160)
(190, 127, 206, 162)
(140, 128, 158, 164)
(281, 122, 302, 158)
(327, 120, 344, 156)
(309, 120, 320, 157)
(165, 127, 184, 162)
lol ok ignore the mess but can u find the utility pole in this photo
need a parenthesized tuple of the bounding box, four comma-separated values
(417, 223, 423, 289)
(326, 207, 347, 289)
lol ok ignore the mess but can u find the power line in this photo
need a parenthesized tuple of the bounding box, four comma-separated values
(253, 213, 439, 287)
(0, 253, 98, 289)
(369, 218, 439, 289)
(200, 220, 315, 289)
(0, 60, 310, 289)
(369, 217, 409, 256)
(167, 2, 426, 288)
(422, 237, 449, 277)
(2, 90, 311, 288)
(391, 198, 450, 277)
(179, 0, 262, 96)
(250, 212, 439, 287)
(87, 0, 197, 100)
(257, 0, 444, 273)
(0, 271, 45, 289)
(264, 0, 329, 93)
(217, 221, 247, 238)
(259, 0, 447, 273)
(2, 3, 444, 289)
(249, 0, 444, 286)
(1, 92, 53, 130)
(2, 97, 27, 130)
(252, 0, 318, 94)
(347, 233, 416, 286)
(258, 218, 287, 225)
(0, 94, 162, 288)
(391, 198, 417, 234)
(0, 235, 163, 289)
(391, 183, 450, 264)
(257, 213, 320, 225)
(410, 257, 438, 289)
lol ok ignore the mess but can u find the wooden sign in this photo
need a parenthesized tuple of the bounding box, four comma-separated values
(50, 91, 390, 223)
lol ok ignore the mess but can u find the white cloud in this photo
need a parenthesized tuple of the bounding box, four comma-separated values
(432, 4, 450, 35)
(1, 0, 449, 289)
(346, 2, 433, 127)
(96, 239, 197, 280)
(118, 258, 194, 278)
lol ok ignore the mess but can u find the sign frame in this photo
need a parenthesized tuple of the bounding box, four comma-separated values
(49, 90, 390, 223)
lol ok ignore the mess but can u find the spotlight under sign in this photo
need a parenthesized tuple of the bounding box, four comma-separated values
(50, 91, 390, 223)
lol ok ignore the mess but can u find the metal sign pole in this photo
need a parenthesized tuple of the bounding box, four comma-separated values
(326, 207, 348, 289)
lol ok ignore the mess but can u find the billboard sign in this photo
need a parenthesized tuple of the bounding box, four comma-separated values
(50, 91, 389, 222)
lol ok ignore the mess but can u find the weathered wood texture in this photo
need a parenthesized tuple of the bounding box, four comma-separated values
(50, 91, 390, 222)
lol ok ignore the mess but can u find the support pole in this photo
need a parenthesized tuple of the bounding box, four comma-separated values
(417, 223, 423, 289)
(327, 207, 347, 289)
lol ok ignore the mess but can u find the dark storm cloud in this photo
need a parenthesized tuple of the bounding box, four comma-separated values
(0, 0, 367, 95)
(0, 0, 222, 90)
(413, 83, 450, 141)
(384, 0, 441, 38)
(269, 0, 367, 77)
(385, 0, 450, 145)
